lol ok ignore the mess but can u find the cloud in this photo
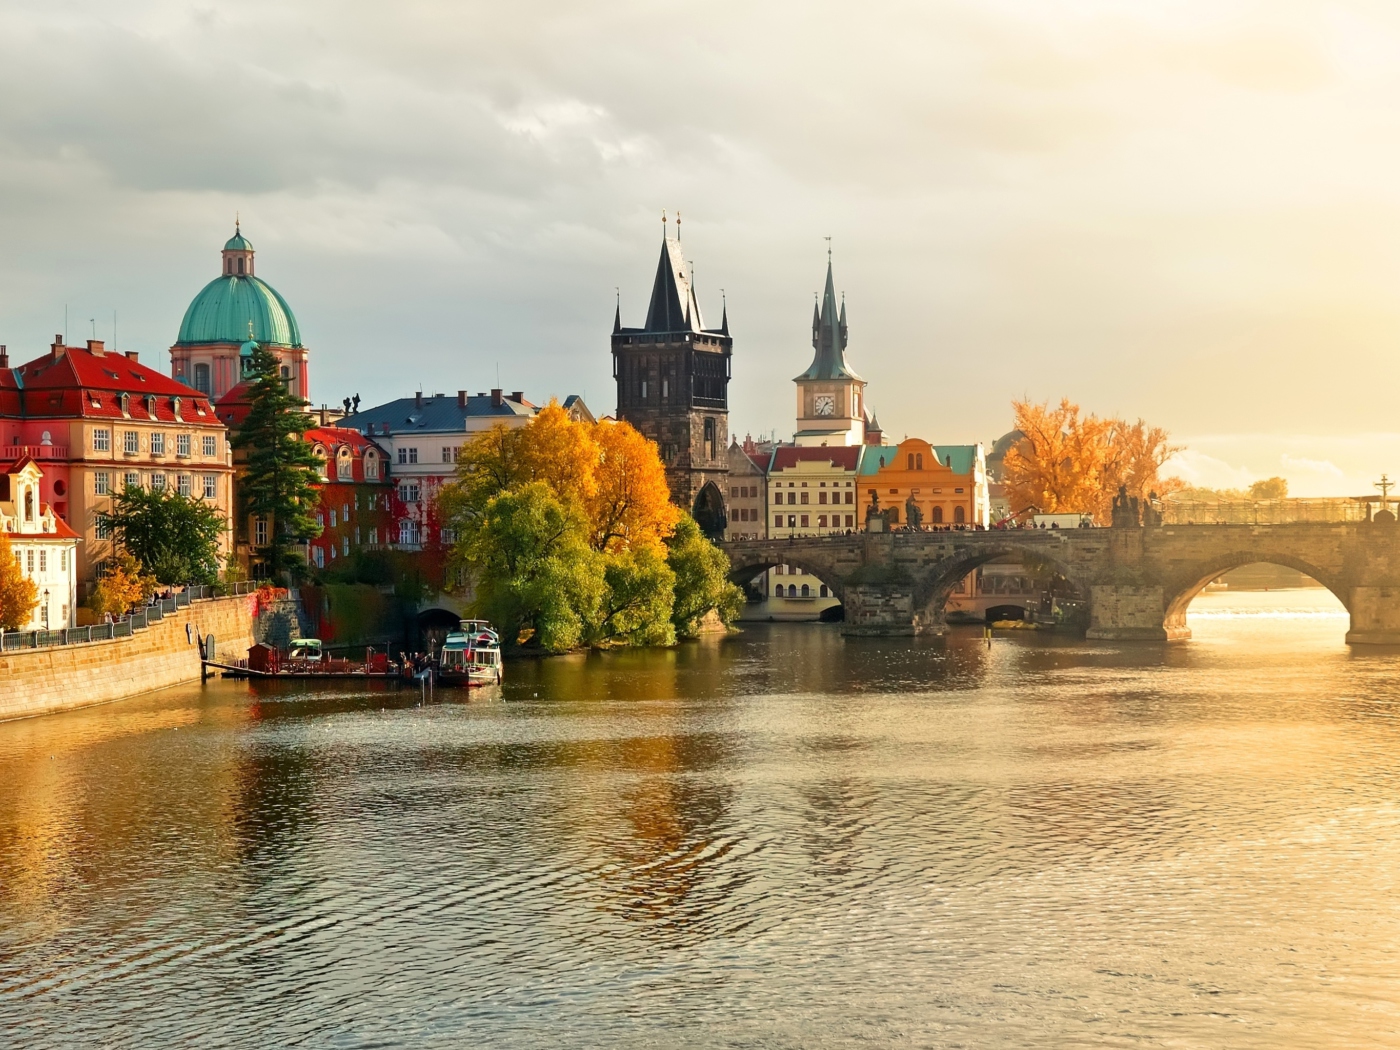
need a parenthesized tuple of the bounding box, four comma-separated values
(0, 0, 1399, 471)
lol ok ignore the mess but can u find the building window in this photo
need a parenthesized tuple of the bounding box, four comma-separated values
(845, 515, 853, 528)
(60, 550, 67, 571)
(124, 472, 140, 490)
(932, 506, 943, 524)
(93, 428, 111, 452)
(365, 454, 379, 480)
(343, 538, 350, 557)
(177, 434, 190, 456)
(39, 550, 47, 573)
(368, 527, 378, 545)
(124, 431, 139, 454)
(26, 550, 34, 573)
(800, 492, 809, 505)
(661, 378, 669, 400)
(774, 515, 783, 529)
(254, 518, 268, 546)
(202, 475, 217, 499)
(442, 446, 457, 463)
(845, 492, 853, 504)
(788, 515, 796, 528)
(94, 472, 110, 496)
(150, 473, 166, 491)
(313, 546, 325, 568)
(193, 363, 211, 394)
(400, 482, 421, 503)
(399, 521, 421, 545)
(177, 475, 191, 496)
(800, 514, 809, 528)
(330, 509, 338, 528)
(151, 433, 166, 455)
(819, 492, 827, 504)
(818, 515, 827, 527)
(95, 519, 110, 539)
(704, 417, 716, 461)
(955, 505, 966, 523)
(203, 435, 217, 457)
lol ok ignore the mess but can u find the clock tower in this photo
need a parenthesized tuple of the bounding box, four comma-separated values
(794, 253, 866, 447)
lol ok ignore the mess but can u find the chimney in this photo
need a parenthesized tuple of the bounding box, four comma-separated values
(319, 406, 327, 425)
(0, 346, 7, 369)
(51, 335, 66, 359)
(457, 390, 467, 408)
(124, 351, 139, 362)
(511, 391, 523, 403)
(87, 339, 105, 356)
(415, 391, 423, 409)
(490, 388, 503, 407)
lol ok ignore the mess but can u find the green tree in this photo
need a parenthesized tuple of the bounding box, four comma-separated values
(231, 342, 323, 578)
(462, 483, 605, 653)
(99, 485, 226, 584)
(594, 546, 676, 646)
(666, 514, 743, 638)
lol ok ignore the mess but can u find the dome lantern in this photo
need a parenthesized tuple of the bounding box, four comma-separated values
(222, 220, 255, 277)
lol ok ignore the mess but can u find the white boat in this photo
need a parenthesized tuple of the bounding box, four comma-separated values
(437, 622, 503, 687)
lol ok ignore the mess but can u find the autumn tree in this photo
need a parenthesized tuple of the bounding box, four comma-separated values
(1249, 477, 1288, 500)
(1003, 399, 1183, 524)
(589, 420, 680, 554)
(88, 551, 157, 619)
(0, 531, 38, 630)
(438, 403, 736, 649)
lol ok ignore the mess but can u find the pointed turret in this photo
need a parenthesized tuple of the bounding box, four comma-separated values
(720, 295, 729, 336)
(613, 294, 621, 334)
(642, 230, 705, 333)
(795, 256, 861, 382)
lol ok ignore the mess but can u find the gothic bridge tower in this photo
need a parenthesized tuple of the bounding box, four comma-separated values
(612, 218, 732, 537)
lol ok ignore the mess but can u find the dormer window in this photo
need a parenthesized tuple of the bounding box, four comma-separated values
(119, 392, 130, 417)
(172, 396, 182, 421)
(145, 394, 157, 416)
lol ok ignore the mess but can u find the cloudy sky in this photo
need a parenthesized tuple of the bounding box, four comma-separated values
(3, 0, 1400, 494)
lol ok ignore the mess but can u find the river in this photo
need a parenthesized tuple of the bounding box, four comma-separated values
(1, 588, 1397, 1048)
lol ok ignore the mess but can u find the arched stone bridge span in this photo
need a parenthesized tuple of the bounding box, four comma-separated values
(722, 523, 1400, 644)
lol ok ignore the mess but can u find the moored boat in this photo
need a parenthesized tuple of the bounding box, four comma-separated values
(437, 621, 503, 686)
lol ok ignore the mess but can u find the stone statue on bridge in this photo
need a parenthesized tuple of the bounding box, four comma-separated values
(866, 490, 887, 532)
(904, 493, 923, 530)
(1111, 484, 1141, 528)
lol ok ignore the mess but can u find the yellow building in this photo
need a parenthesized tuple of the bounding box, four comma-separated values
(857, 439, 989, 529)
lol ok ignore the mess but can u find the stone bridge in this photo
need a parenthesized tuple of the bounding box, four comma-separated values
(722, 522, 1400, 643)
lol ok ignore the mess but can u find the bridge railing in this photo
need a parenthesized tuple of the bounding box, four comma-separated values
(1160, 497, 1377, 525)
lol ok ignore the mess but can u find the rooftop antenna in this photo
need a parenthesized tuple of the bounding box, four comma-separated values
(63, 304, 67, 344)
(90, 317, 96, 340)
(113, 310, 117, 351)
(676, 210, 681, 241)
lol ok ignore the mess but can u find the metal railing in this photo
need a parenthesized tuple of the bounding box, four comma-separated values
(1160, 498, 1380, 526)
(0, 581, 261, 653)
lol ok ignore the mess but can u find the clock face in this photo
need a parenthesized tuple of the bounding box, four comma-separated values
(813, 394, 836, 417)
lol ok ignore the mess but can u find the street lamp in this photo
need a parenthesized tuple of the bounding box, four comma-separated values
(41, 589, 49, 631)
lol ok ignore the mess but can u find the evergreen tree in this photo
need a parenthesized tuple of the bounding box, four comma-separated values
(230, 343, 323, 577)
(100, 485, 226, 585)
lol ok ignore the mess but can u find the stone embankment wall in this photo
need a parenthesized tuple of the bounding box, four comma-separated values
(0, 595, 256, 721)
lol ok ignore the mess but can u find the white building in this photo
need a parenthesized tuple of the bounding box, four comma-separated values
(1, 458, 80, 630)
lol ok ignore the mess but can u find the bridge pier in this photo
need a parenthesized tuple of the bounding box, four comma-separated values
(1086, 585, 1191, 643)
(841, 584, 926, 636)
(1344, 587, 1400, 644)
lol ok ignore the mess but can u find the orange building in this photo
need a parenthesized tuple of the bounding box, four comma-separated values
(857, 439, 989, 529)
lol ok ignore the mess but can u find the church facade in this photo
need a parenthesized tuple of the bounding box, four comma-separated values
(612, 222, 731, 536)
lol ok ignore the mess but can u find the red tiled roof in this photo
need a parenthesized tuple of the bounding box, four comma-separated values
(770, 446, 861, 471)
(10, 345, 218, 425)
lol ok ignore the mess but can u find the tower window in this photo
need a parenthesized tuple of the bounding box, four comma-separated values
(193, 364, 211, 395)
(237, 258, 245, 275)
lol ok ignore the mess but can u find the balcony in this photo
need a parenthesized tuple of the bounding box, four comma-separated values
(5, 445, 69, 461)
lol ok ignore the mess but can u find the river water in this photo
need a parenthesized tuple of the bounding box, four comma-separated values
(1, 589, 1398, 1048)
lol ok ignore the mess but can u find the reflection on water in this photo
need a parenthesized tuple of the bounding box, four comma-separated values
(2, 590, 1399, 1048)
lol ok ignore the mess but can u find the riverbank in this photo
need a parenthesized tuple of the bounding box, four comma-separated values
(0, 594, 256, 721)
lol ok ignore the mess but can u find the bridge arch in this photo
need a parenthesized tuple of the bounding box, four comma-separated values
(1161, 551, 1350, 634)
(726, 553, 848, 604)
(914, 543, 1093, 626)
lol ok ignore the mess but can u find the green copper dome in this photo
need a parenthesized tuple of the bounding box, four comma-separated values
(224, 230, 253, 251)
(176, 274, 302, 347)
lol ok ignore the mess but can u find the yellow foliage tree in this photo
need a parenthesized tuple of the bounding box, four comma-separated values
(440, 402, 677, 555)
(88, 551, 157, 619)
(1003, 399, 1182, 525)
(0, 531, 39, 630)
(590, 420, 680, 554)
